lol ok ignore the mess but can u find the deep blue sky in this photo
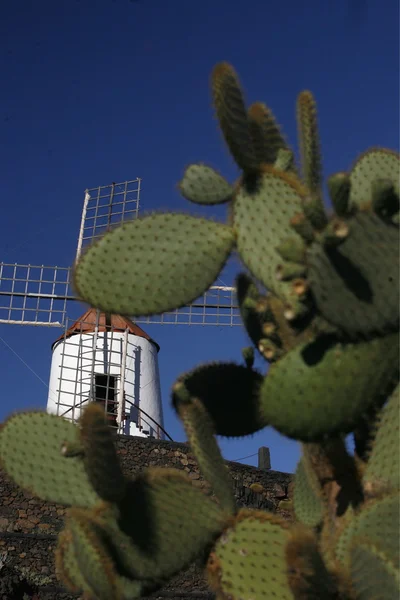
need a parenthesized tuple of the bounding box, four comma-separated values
(0, 0, 398, 474)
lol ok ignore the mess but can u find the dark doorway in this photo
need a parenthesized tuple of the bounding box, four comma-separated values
(93, 373, 118, 427)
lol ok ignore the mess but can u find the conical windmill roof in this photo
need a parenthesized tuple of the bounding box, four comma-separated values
(52, 308, 160, 352)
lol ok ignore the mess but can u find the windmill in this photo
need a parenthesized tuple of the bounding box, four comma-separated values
(0, 179, 241, 442)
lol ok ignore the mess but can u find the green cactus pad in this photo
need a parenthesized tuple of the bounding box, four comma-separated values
(349, 538, 400, 600)
(105, 469, 227, 585)
(172, 362, 266, 437)
(371, 178, 400, 221)
(296, 91, 327, 230)
(349, 148, 400, 211)
(293, 457, 324, 528)
(327, 172, 352, 218)
(115, 575, 144, 600)
(68, 510, 121, 600)
(73, 213, 235, 316)
(363, 384, 400, 494)
(79, 403, 127, 503)
(211, 63, 258, 172)
(259, 332, 399, 441)
(233, 166, 307, 305)
(247, 102, 292, 167)
(335, 493, 400, 569)
(0, 411, 100, 508)
(55, 525, 92, 595)
(307, 210, 400, 339)
(116, 577, 143, 600)
(207, 509, 294, 600)
(274, 148, 296, 173)
(57, 518, 144, 600)
(178, 163, 233, 205)
(173, 390, 236, 514)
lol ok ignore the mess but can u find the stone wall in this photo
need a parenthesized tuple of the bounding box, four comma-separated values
(0, 434, 294, 599)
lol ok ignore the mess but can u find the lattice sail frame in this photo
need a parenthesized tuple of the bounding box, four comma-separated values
(0, 179, 239, 438)
(0, 178, 239, 328)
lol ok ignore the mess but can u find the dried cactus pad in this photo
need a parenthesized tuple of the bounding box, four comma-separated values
(349, 148, 400, 211)
(73, 213, 235, 316)
(178, 164, 233, 205)
(259, 332, 399, 441)
(307, 210, 399, 339)
(233, 167, 306, 306)
(0, 411, 100, 508)
(363, 384, 399, 493)
(285, 525, 345, 599)
(207, 509, 294, 600)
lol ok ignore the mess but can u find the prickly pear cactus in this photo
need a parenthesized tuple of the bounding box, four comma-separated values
(1, 61, 399, 599)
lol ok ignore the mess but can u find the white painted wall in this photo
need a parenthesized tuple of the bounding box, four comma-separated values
(47, 331, 164, 439)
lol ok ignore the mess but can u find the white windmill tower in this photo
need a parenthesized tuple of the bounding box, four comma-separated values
(0, 179, 240, 442)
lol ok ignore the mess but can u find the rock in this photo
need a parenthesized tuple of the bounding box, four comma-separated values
(272, 483, 286, 498)
(15, 519, 35, 529)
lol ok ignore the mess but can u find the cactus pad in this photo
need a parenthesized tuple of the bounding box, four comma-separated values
(172, 362, 266, 436)
(0, 411, 100, 508)
(349, 538, 399, 600)
(349, 148, 400, 212)
(335, 493, 400, 570)
(211, 63, 258, 172)
(293, 458, 324, 528)
(247, 102, 293, 168)
(363, 384, 400, 494)
(296, 91, 325, 224)
(178, 163, 233, 205)
(68, 509, 121, 600)
(108, 468, 227, 584)
(207, 509, 294, 600)
(307, 210, 400, 339)
(73, 213, 235, 316)
(259, 332, 399, 441)
(173, 390, 236, 514)
(79, 403, 127, 503)
(233, 166, 307, 305)
(55, 525, 92, 595)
